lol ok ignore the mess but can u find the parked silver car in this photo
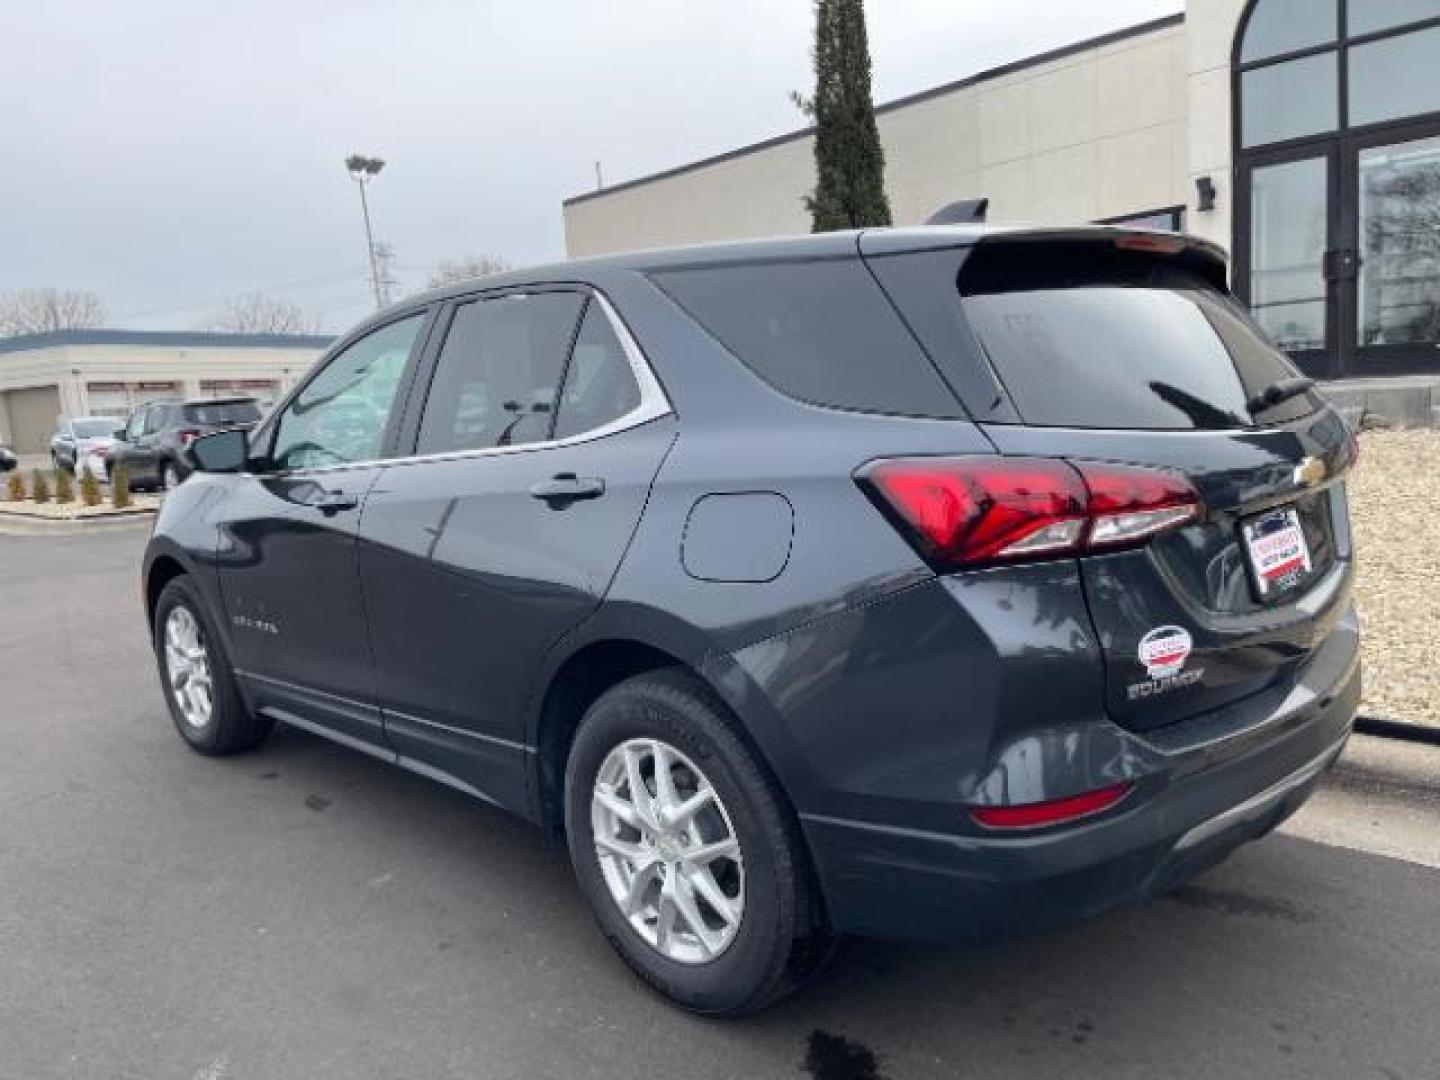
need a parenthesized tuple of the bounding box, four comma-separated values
(50, 416, 118, 476)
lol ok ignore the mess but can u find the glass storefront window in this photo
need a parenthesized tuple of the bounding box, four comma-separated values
(1358, 135, 1440, 346)
(1249, 157, 1329, 352)
(1349, 26, 1440, 127)
(1348, 0, 1440, 36)
(1240, 0, 1337, 60)
(1241, 52, 1339, 147)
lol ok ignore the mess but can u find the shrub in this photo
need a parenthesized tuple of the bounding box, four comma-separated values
(54, 468, 75, 503)
(78, 465, 103, 507)
(31, 469, 51, 504)
(5, 470, 24, 502)
(110, 463, 132, 509)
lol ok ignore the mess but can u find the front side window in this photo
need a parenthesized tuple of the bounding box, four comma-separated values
(416, 292, 585, 455)
(124, 411, 145, 441)
(271, 313, 423, 470)
(552, 301, 642, 440)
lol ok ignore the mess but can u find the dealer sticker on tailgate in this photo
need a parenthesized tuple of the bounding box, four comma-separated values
(1241, 507, 1312, 598)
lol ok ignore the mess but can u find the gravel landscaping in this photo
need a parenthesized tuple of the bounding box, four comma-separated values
(1350, 430, 1440, 727)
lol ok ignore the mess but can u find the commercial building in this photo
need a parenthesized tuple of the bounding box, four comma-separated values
(0, 330, 330, 454)
(564, 0, 1440, 418)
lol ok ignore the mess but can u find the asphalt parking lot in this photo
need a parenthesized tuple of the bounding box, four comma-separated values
(3, 524, 1439, 1080)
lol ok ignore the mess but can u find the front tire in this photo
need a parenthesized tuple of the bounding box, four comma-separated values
(152, 576, 272, 755)
(564, 669, 832, 1015)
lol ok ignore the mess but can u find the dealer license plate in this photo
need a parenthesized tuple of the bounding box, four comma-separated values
(1241, 507, 1313, 599)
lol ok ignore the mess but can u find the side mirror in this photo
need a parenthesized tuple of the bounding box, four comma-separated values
(114, 428, 128, 441)
(187, 428, 249, 474)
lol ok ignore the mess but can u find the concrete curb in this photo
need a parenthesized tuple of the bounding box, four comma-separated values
(0, 512, 154, 536)
(1354, 714, 1440, 747)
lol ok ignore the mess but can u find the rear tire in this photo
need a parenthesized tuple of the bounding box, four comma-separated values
(152, 576, 272, 755)
(564, 668, 832, 1015)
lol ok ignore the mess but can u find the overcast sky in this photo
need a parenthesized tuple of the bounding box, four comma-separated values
(1, 0, 1179, 332)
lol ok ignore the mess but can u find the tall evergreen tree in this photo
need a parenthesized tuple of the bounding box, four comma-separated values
(795, 0, 892, 232)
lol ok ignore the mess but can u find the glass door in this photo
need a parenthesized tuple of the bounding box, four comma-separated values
(1347, 121, 1440, 374)
(1237, 146, 1340, 378)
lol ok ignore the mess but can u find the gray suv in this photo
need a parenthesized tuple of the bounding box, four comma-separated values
(141, 226, 1360, 1014)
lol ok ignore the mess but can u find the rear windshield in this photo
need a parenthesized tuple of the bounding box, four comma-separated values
(650, 258, 962, 418)
(958, 247, 1317, 430)
(184, 400, 261, 426)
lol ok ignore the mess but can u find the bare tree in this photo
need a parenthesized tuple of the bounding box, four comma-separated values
(202, 293, 321, 334)
(0, 288, 106, 337)
(427, 255, 511, 289)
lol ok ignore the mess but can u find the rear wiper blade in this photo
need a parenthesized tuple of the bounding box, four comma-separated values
(1246, 376, 1315, 414)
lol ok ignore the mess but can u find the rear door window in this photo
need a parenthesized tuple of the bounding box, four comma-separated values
(552, 300, 642, 440)
(416, 291, 585, 454)
(957, 247, 1316, 430)
(650, 258, 962, 418)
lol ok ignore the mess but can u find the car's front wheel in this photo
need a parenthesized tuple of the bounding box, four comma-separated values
(152, 576, 272, 755)
(565, 669, 832, 1015)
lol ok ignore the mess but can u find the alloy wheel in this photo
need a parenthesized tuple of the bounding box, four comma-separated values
(164, 606, 214, 729)
(591, 738, 745, 964)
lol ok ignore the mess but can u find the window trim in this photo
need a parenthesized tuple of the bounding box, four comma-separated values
(257, 289, 671, 479)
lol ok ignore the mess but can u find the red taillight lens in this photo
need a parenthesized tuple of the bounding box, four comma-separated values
(179, 430, 201, 445)
(1075, 462, 1201, 549)
(970, 781, 1133, 830)
(858, 456, 1201, 569)
(859, 457, 1087, 567)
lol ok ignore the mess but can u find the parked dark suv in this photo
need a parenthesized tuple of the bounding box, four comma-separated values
(142, 226, 1360, 1014)
(110, 396, 263, 490)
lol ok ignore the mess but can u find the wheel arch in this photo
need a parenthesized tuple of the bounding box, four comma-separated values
(527, 607, 810, 841)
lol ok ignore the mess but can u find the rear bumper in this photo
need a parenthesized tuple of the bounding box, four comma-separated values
(800, 617, 1360, 942)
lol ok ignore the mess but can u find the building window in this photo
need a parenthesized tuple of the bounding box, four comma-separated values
(1237, 0, 1440, 148)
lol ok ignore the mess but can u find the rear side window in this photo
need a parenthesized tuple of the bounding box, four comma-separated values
(553, 301, 642, 440)
(651, 259, 962, 418)
(957, 245, 1315, 430)
(417, 292, 585, 454)
(184, 401, 261, 426)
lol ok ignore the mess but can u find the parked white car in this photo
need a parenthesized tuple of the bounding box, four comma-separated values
(50, 416, 118, 478)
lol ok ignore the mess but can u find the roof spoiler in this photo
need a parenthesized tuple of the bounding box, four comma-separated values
(925, 198, 989, 226)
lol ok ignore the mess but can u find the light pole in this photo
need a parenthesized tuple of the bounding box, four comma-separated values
(345, 154, 387, 309)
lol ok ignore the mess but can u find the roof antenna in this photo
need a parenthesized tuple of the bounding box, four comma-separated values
(925, 197, 988, 226)
(594, 161, 605, 191)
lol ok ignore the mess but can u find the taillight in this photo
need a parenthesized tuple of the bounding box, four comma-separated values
(857, 456, 1201, 570)
(970, 781, 1133, 830)
(1075, 462, 1201, 550)
(179, 430, 201, 445)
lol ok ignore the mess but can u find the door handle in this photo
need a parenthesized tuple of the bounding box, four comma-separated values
(529, 473, 605, 506)
(315, 490, 359, 515)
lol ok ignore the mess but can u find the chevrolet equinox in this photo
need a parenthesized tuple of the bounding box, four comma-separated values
(143, 226, 1361, 1014)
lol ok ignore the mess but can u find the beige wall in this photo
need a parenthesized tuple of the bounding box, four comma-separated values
(0, 342, 325, 443)
(1185, 0, 1248, 254)
(565, 18, 1201, 258)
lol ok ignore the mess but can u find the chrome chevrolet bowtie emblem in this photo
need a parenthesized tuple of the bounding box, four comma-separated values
(1294, 456, 1327, 487)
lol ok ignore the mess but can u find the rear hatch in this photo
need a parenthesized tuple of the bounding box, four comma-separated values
(867, 230, 1357, 733)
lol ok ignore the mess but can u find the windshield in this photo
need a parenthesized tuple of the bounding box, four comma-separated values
(184, 401, 262, 426)
(71, 419, 115, 438)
